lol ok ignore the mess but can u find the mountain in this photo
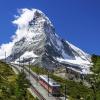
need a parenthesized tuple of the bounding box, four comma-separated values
(3, 8, 92, 74)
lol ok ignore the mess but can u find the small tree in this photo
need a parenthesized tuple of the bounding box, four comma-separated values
(15, 71, 30, 100)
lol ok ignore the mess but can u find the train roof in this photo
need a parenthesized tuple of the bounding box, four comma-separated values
(39, 75, 60, 87)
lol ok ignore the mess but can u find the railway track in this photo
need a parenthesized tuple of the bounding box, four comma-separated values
(10, 63, 65, 100)
(31, 85, 46, 100)
(10, 64, 46, 100)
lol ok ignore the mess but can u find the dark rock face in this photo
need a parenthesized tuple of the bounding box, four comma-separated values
(61, 39, 75, 58)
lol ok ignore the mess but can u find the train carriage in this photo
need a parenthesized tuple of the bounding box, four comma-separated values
(39, 75, 61, 95)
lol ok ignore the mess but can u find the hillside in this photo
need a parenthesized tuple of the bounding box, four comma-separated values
(0, 61, 36, 100)
(27, 54, 100, 100)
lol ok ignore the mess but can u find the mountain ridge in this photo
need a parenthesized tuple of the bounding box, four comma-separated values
(0, 8, 92, 74)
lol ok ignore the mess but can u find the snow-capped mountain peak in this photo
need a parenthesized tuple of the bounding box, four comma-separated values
(0, 8, 92, 74)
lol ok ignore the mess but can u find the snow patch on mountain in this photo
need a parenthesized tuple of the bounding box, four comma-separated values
(20, 51, 38, 59)
(15, 51, 38, 63)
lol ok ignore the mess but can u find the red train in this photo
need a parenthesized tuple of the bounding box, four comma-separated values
(39, 75, 61, 95)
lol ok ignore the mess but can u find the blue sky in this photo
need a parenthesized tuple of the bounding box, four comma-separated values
(0, 0, 100, 55)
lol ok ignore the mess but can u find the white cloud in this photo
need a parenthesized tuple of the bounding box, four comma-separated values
(12, 8, 37, 42)
(0, 8, 38, 59)
(0, 42, 14, 59)
(13, 8, 35, 27)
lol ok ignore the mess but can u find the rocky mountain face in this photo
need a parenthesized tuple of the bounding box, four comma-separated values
(7, 9, 92, 74)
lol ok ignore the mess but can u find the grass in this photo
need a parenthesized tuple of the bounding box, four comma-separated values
(27, 90, 39, 100)
(0, 61, 38, 100)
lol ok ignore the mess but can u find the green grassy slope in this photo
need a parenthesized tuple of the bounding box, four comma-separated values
(0, 61, 38, 100)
